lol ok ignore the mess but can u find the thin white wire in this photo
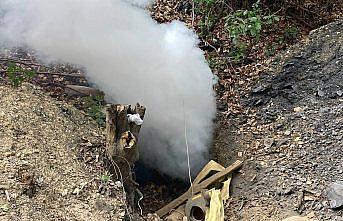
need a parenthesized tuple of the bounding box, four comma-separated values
(183, 101, 194, 196)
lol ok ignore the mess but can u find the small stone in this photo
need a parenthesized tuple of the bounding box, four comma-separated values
(252, 83, 271, 94)
(336, 90, 343, 97)
(72, 187, 80, 195)
(114, 181, 122, 188)
(284, 187, 294, 195)
(0, 185, 10, 190)
(237, 152, 243, 157)
(284, 130, 291, 136)
(61, 189, 68, 197)
(317, 89, 324, 97)
(294, 107, 303, 112)
(326, 181, 343, 209)
(4, 152, 15, 157)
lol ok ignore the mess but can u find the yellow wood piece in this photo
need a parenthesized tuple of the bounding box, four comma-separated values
(205, 189, 224, 221)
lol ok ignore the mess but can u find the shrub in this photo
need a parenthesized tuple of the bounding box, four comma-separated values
(6, 62, 36, 87)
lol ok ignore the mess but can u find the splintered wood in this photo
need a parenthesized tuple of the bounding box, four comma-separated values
(105, 103, 145, 164)
(105, 103, 146, 208)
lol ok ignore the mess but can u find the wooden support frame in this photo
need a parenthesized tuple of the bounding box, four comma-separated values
(156, 160, 243, 217)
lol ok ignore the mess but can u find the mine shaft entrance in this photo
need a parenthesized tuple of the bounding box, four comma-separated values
(134, 161, 189, 214)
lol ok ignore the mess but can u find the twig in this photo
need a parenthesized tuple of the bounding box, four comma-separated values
(5, 190, 10, 202)
(105, 151, 132, 221)
(203, 40, 220, 55)
(136, 189, 144, 216)
(238, 198, 245, 211)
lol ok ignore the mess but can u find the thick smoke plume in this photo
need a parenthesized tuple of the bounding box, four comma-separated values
(0, 0, 216, 179)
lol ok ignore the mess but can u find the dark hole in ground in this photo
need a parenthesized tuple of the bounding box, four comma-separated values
(191, 206, 205, 221)
(134, 161, 189, 214)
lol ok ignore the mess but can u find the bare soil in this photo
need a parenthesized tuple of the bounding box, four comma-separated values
(212, 20, 343, 220)
(0, 83, 125, 221)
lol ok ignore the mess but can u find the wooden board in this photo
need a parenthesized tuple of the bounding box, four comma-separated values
(156, 160, 243, 217)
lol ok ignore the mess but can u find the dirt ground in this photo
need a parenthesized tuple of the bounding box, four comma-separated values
(0, 83, 125, 221)
(212, 20, 343, 220)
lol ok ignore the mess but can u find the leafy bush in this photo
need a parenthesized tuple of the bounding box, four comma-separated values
(225, 0, 279, 45)
(6, 62, 36, 87)
(224, 1, 279, 61)
(230, 41, 247, 61)
(82, 95, 106, 127)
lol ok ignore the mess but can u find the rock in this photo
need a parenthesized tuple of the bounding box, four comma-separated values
(317, 88, 324, 97)
(326, 181, 343, 209)
(0, 185, 10, 190)
(294, 107, 303, 112)
(64, 85, 104, 97)
(252, 83, 271, 94)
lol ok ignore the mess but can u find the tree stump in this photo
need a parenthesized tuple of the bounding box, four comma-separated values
(105, 103, 146, 210)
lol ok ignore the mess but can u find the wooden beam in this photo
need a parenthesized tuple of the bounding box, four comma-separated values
(193, 160, 225, 185)
(156, 160, 243, 217)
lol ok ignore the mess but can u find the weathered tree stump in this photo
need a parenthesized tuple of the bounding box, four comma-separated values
(105, 103, 146, 210)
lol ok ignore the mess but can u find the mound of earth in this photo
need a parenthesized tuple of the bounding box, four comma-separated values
(213, 20, 342, 220)
(0, 83, 125, 220)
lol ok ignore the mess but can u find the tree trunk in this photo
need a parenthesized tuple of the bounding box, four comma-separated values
(105, 103, 146, 210)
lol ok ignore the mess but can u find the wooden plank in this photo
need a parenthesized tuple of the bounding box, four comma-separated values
(193, 160, 225, 185)
(156, 160, 243, 217)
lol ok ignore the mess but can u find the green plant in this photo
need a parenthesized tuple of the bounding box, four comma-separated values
(284, 26, 299, 42)
(195, 0, 219, 36)
(194, 0, 216, 6)
(101, 173, 112, 183)
(6, 62, 36, 87)
(82, 95, 105, 127)
(225, 1, 279, 45)
(230, 41, 247, 61)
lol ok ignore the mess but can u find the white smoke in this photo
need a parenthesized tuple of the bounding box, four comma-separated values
(0, 0, 216, 179)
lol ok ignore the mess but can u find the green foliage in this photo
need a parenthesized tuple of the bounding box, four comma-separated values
(194, 0, 218, 36)
(101, 174, 111, 183)
(194, 0, 216, 6)
(6, 62, 36, 87)
(198, 14, 216, 35)
(225, 0, 279, 45)
(224, 1, 280, 61)
(230, 41, 247, 61)
(283, 26, 299, 42)
(82, 95, 105, 127)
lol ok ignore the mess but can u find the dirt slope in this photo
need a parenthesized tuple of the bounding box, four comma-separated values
(0, 83, 124, 221)
(213, 20, 343, 220)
